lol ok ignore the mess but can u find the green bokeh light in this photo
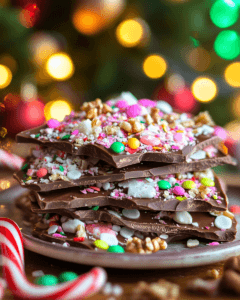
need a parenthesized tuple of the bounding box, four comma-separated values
(214, 30, 240, 59)
(210, 0, 239, 28)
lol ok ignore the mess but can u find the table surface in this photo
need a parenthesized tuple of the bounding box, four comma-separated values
(0, 170, 238, 299)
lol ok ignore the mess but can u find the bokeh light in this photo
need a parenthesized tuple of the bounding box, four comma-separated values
(46, 53, 74, 81)
(143, 55, 167, 79)
(0, 54, 17, 74)
(214, 30, 240, 60)
(210, 0, 239, 28)
(21, 82, 37, 102)
(224, 62, 240, 87)
(0, 65, 12, 89)
(44, 100, 72, 121)
(19, 3, 40, 28)
(116, 19, 144, 47)
(72, 9, 102, 35)
(186, 47, 211, 72)
(174, 87, 197, 112)
(166, 73, 185, 94)
(3, 94, 20, 110)
(231, 93, 240, 117)
(225, 120, 240, 141)
(25, 100, 45, 125)
(191, 77, 217, 102)
(0, 180, 10, 190)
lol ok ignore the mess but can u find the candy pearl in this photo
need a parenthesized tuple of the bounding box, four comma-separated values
(36, 168, 48, 178)
(128, 138, 140, 150)
(58, 272, 78, 283)
(35, 275, 58, 286)
(122, 209, 140, 219)
(107, 245, 125, 253)
(72, 129, 79, 135)
(116, 100, 128, 109)
(201, 177, 215, 187)
(47, 225, 58, 235)
(100, 233, 118, 246)
(67, 170, 81, 180)
(120, 227, 134, 239)
(110, 142, 125, 153)
(94, 240, 109, 250)
(47, 119, 60, 129)
(173, 133, 183, 142)
(157, 180, 171, 190)
(125, 104, 142, 118)
(182, 180, 196, 190)
(138, 99, 156, 107)
(173, 211, 192, 225)
(140, 136, 160, 146)
(214, 215, 232, 229)
(173, 186, 185, 196)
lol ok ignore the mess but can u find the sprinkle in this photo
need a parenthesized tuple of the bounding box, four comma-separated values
(208, 242, 219, 246)
(89, 186, 100, 191)
(92, 206, 99, 211)
(125, 104, 142, 118)
(73, 237, 85, 242)
(59, 166, 64, 172)
(61, 134, 71, 140)
(138, 99, 156, 107)
(52, 233, 67, 238)
(72, 129, 79, 135)
(35, 133, 40, 138)
(21, 163, 29, 171)
(205, 226, 210, 230)
(47, 119, 61, 128)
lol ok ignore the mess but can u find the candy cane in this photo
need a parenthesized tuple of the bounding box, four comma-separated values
(0, 150, 25, 170)
(0, 218, 107, 299)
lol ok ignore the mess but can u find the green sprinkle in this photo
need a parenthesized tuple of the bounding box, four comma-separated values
(21, 163, 29, 171)
(107, 245, 125, 253)
(59, 166, 64, 172)
(61, 134, 71, 140)
(157, 180, 171, 190)
(58, 272, 78, 283)
(45, 213, 50, 220)
(140, 121, 145, 123)
(59, 232, 66, 236)
(92, 206, 99, 211)
(35, 275, 58, 286)
(111, 106, 116, 109)
(23, 180, 26, 183)
(174, 183, 180, 186)
(53, 154, 57, 161)
(35, 133, 40, 138)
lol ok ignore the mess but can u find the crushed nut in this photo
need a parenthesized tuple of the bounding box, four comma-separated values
(181, 120, 194, 128)
(206, 269, 219, 279)
(120, 119, 145, 133)
(151, 108, 161, 124)
(76, 224, 86, 238)
(126, 237, 167, 254)
(194, 111, 215, 127)
(104, 125, 120, 135)
(102, 103, 113, 114)
(86, 108, 98, 119)
(91, 118, 102, 127)
(81, 98, 112, 118)
(163, 113, 180, 124)
(49, 174, 69, 182)
(132, 279, 179, 300)
(144, 114, 154, 125)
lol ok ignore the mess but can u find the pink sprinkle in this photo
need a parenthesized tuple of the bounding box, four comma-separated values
(140, 136, 160, 146)
(208, 242, 219, 246)
(89, 186, 100, 191)
(116, 100, 128, 109)
(52, 233, 67, 238)
(27, 169, 34, 176)
(81, 189, 87, 194)
(171, 146, 180, 150)
(57, 226, 62, 232)
(174, 133, 183, 142)
(216, 200, 222, 204)
(138, 99, 156, 107)
(47, 119, 61, 128)
(214, 126, 227, 140)
(126, 104, 142, 118)
(72, 129, 79, 135)
(205, 226, 210, 230)
(173, 186, 185, 196)
(86, 188, 95, 193)
(221, 229, 226, 231)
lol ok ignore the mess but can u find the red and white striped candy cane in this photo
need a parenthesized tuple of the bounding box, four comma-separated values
(0, 150, 25, 170)
(0, 218, 107, 299)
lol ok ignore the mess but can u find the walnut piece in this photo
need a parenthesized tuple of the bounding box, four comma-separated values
(81, 98, 112, 119)
(104, 125, 120, 135)
(91, 118, 101, 127)
(144, 114, 154, 125)
(194, 111, 215, 127)
(120, 119, 145, 134)
(181, 119, 194, 128)
(151, 107, 161, 124)
(76, 224, 86, 238)
(206, 269, 219, 279)
(126, 237, 167, 254)
(132, 280, 179, 300)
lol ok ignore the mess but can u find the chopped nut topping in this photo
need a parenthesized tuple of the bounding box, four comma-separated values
(76, 224, 86, 238)
(194, 111, 215, 127)
(81, 98, 112, 119)
(206, 269, 219, 279)
(104, 125, 120, 135)
(126, 237, 167, 254)
(120, 119, 145, 134)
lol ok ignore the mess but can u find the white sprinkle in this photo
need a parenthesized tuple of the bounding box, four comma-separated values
(214, 215, 232, 230)
(103, 282, 113, 295)
(156, 100, 173, 114)
(108, 210, 122, 218)
(122, 209, 140, 219)
(67, 170, 81, 180)
(173, 211, 192, 225)
(32, 270, 44, 277)
(187, 239, 199, 248)
(160, 234, 169, 239)
(62, 242, 70, 247)
(100, 233, 118, 246)
(47, 225, 58, 235)
(62, 219, 85, 233)
(30, 134, 36, 138)
(120, 227, 134, 239)
(112, 225, 121, 232)
(103, 182, 111, 190)
(192, 222, 199, 227)
(190, 150, 206, 160)
(112, 284, 123, 296)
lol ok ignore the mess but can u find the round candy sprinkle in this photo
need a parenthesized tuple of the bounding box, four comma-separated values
(58, 272, 78, 283)
(157, 180, 171, 190)
(67, 170, 81, 180)
(94, 240, 109, 250)
(47, 225, 58, 235)
(173, 211, 192, 225)
(100, 233, 118, 246)
(110, 142, 125, 153)
(173, 133, 183, 142)
(120, 227, 134, 239)
(116, 100, 128, 109)
(182, 180, 196, 190)
(140, 136, 160, 146)
(125, 104, 142, 118)
(47, 119, 60, 129)
(122, 209, 140, 219)
(214, 215, 232, 230)
(128, 138, 140, 150)
(173, 186, 185, 196)
(36, 168, 48, 178)
(176, 196, 186, 201)
(107, 245, 125, 253)
(201, 177, 215, 187)
(138, 99, 156, 107)
(35, 275, 58, 286)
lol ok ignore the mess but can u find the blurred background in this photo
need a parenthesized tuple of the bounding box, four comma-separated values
(1, 0, 240, 191)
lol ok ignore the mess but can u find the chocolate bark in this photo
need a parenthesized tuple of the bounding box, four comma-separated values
(30, 174, 228, 212)
(31, 204, 237, 242)
(13, 150, 235, 192)
(16, 124, 222, 168)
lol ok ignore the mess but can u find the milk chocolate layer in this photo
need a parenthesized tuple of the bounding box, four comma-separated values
(31, 174, 228, 212)
(31, 204, 237, 242)
(14, 151, 235, 192)
(16, 125, 222, 168)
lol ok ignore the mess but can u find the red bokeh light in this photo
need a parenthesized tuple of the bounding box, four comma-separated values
(19, 3, 40, 28)
(174, 87, 198, 113)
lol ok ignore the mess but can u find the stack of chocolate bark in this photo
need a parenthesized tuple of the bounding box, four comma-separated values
(14, 92, 237, 254)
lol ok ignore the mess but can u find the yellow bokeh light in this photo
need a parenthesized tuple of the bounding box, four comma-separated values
(0, 65, 12, 89)
(224, 62, 240, 87)
(143, 54, 167, 79)
(0, 180, 10, 190)
(231, 93, 240, 117)
(116, 19, 144, 47)
(72, 9, 103, 35)
(44, 100, 72, 122)
(225, 120, 240, 141)
(46, 53, 74, 81)
(191, 77, 217, 102)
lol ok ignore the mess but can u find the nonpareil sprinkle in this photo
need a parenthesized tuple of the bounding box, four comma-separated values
(59, 166, 64, 172)
(61, 134, 71, 140)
